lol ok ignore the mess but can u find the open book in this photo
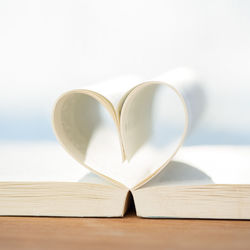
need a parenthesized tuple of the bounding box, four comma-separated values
(1, 69, 250, 219)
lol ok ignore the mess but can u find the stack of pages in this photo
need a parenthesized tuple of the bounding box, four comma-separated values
(1, 69, 250, 219)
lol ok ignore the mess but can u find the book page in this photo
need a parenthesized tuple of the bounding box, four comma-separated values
(53, 69, 205, 189)
(141, 146, 250, 188)
(119, 68, 206, 188)
(0, 142, 110, 184)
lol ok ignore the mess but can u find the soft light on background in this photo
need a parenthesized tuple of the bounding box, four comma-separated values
(0, 0, 249, 144)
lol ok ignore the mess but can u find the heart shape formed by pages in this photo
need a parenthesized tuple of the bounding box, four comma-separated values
(53, 81, 189, 189)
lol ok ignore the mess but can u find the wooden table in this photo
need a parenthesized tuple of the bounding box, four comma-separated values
(1, 210, 250, 250)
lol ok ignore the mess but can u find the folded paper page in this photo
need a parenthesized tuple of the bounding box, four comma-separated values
(53, 68, 205, 189)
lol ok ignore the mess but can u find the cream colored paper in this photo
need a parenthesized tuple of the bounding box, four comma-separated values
(53, 69, 205, 189)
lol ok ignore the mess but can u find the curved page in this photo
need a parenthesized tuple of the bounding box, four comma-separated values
(53, 69, 205, 189)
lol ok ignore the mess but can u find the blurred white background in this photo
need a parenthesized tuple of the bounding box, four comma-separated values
(0, 0, 249, 144)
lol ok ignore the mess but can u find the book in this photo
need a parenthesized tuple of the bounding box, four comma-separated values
(1, 69, 250, 219)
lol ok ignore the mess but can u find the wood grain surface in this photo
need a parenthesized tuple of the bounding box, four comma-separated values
(0, 210, 250, 250)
